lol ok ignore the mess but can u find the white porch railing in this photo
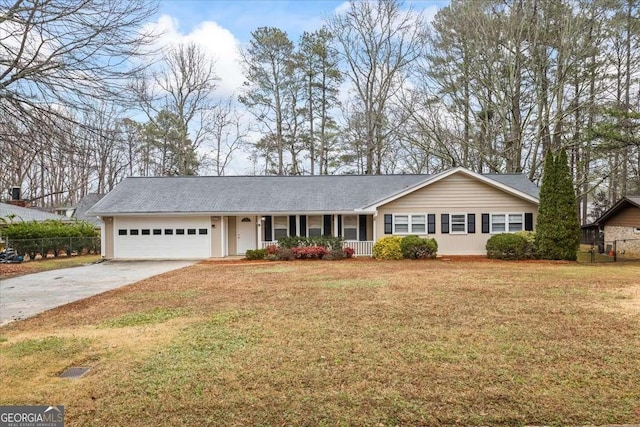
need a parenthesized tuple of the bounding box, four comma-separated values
(342, 240, 373, 257)
(261, 240, 373, 257)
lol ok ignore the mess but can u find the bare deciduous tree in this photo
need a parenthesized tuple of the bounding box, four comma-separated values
(0, 0, 158, 142)
(328, 0, 427, 174)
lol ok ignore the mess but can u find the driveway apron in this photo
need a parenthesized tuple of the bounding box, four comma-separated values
(0, 260, 195, 325)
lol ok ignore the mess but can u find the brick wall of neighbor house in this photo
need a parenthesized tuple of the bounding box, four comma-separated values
(604, 225, 640, 256)
(376, 173, 538, 255)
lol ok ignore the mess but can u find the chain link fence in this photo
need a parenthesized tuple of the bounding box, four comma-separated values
(578, 238, 640, 263)
(4, 236, 100, 260)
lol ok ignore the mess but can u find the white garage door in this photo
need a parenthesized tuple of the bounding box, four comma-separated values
(113, 216, 211, 259)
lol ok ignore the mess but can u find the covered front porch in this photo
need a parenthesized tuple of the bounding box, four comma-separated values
(212, 213, 375, 257)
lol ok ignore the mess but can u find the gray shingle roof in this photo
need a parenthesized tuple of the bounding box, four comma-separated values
(73, 193, 104, 225)
(0, 203, 68, 223)
(88, 171, 539, 215)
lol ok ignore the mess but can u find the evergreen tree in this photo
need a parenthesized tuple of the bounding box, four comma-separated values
(535, 151, 558, 259)
(553, 149, 581, 260)
(535, 150, 581, 260)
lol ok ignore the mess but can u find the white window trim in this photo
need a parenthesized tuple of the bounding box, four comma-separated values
(273, 215, 289, 240)
(342, 214, 359, 241)
(489, 213, 525, 234)
(392, 214, 427, 235)
(307, 215, 323, 237)
(449, 213, 468, 235)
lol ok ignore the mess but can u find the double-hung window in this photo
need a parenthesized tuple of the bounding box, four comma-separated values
(343, 215, 358, 240)
(393, 214, 426, 234)
(411, 215, 426, 233)
(308, 215, 322, 237)
(394, 215, 409, 233)
(450, 214, 467, 234)
(490, 213, 524, 233)
(273, 216, 288, 240)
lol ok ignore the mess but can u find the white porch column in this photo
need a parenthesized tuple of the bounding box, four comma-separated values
(257, 216, 263, 249)
(221, 216, 226, 257)
(372, 214, 377, 242)
(333, 215, 339, 237)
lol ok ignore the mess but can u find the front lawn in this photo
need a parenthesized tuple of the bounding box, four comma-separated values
(1, 259, 639, 426)
(0, 254, 101, 279)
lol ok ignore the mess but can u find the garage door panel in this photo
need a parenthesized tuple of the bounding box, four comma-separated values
(114, 216, 210, 259)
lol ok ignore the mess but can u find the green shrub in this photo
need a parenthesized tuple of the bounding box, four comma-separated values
(514, 231, 536, 258)
(372, 236, 403, 260)
(486, 233, 530, 260)
(2, 219, 99, 258)
(276, 247, 295, 261)
(324, 249, 346, 261)
(245, 249, 267, 260)
(400, 235, 438, 259)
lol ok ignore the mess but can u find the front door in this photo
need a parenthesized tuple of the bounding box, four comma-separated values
(236, 217, 256, 255)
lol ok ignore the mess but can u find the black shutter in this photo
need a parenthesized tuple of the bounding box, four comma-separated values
(468, 214, 476, 234)
(323, 215, 332, 236)
(289, 215, 297, 236)
(359, 215, 367, 241)
(264, 216, 272, 241)
(427, 214, 436, 234)
(482, 214, 490, 234)
(337, 215, 342, 237)
(299, 215, 307, 237)
(525, 213, 533, 231)
(384, 214, 392, 234)
(441, 214, 449, 234)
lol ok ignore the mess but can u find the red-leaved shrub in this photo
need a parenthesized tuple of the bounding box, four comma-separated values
(292, 246, 328, 259)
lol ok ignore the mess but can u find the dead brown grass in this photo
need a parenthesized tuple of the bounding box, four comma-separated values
(0, 254, 101, 279)
(1, 259, 639, 426)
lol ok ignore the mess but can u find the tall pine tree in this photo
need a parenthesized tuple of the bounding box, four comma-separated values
(535, 150, 581, 260)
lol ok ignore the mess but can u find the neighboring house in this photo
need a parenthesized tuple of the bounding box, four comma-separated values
(72, 193, 105, 228)
(0, 202, 69, 224)
(87, 167, 540, 260)
(53, 193, 105, 228)
(594, 196, 640, 256)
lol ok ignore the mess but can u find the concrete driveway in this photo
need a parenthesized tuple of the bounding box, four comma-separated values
(0, 260, 195, 325)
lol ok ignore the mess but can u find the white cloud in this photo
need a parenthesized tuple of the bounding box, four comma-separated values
(145, 14, 244, 99)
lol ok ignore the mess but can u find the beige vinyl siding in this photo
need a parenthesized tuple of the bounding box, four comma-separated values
(376, 172, 538, 255)
(606, 206, 640, 227)
(227, 216, 237, 255)
(211, 216, 223, 258)
(103, 216, 114, 259)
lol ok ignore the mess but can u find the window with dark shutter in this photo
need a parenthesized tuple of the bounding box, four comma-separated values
(264, 216, 272, 241)
(441, 214, 449, 234)
(384, 214, 392, 234)
(323, 215, 332, 236)
(482, 214, 490, 233)
(289, 216, 297, 236)
(525, 213, 533, 231)
(299, 215, 307, 237)
(337, 215, 342, 237)
(468, 214, 476, 233)
(427, 214, 435, 234)
(359, 215, 367, 241)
